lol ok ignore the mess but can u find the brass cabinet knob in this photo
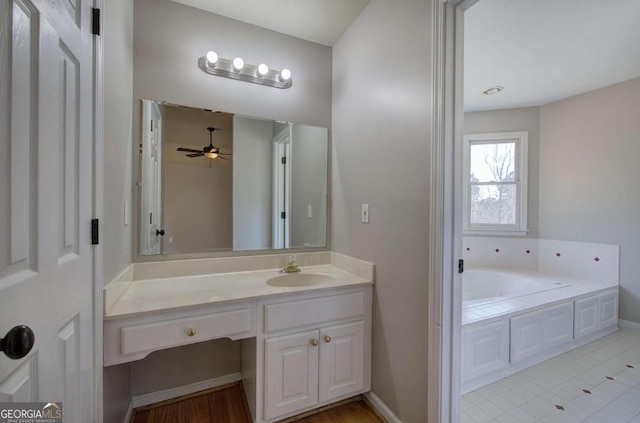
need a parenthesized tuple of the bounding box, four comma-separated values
(310, 339, 318, 347)
(324, 335, 331, 343)
(187, 328, 196, 337)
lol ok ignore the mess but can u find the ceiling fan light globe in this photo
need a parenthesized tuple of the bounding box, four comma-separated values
(204, 152, 219, 159)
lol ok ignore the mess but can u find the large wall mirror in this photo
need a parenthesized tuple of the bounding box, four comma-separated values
(138, 99, 329, 256)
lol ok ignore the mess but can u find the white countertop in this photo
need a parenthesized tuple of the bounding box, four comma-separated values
(105, 260, 373, 320)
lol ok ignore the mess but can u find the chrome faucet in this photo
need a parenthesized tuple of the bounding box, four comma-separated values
(281, 255, 300, 273)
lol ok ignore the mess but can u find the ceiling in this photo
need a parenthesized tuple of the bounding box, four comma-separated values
(170, 0, 371, 46)
(464, 0, 640, 112)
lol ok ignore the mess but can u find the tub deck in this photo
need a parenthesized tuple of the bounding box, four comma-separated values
(463, 270, 617, 326)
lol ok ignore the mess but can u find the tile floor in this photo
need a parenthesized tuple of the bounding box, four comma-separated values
(462, 330, 640, 423)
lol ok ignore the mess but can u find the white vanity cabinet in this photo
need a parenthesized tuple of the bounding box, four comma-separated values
(259, 288, 371, 422)
(103, 258, 375, 423)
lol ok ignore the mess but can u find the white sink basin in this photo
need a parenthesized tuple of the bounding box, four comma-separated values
(266, 273, 335, 287)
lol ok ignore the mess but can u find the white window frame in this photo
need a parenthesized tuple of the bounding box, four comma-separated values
(463, 131, 529, 236)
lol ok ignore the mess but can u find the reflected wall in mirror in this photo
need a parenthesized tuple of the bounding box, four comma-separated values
(138, 100, 328, 256)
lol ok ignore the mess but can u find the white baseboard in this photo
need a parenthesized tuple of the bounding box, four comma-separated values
(365, 391, 402, 423)
(619, 319, 640, 333)
(125, 372, 242, 420)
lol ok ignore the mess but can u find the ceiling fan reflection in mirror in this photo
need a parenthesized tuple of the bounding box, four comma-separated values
(176, 127, 232, 163)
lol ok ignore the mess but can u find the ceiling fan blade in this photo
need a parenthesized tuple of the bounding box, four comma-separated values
(218, 153, 232, 156)
(217, 156, 228, 160)
(177, 147, 203, 153)
(186, 153, 203, 158)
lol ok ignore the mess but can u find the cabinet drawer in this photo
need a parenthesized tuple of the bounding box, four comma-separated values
(121, 307, 253, 355)
(265, 292, 365, 333)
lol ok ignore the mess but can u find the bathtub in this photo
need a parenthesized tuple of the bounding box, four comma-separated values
(462, 268, 571, 307)
(460, 268, 618, 394)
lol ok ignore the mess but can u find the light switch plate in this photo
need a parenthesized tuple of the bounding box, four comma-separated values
(361, 203, 369, 223)
(124, 200, 130, 226)
(308, 205, 312, 218)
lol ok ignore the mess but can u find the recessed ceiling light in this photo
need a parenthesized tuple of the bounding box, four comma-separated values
(483, 86, 504, 95)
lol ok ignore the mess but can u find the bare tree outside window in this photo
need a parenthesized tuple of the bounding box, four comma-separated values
(469, 141, 517, 225)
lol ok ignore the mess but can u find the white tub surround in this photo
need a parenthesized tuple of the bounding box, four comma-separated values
(461, 268, 618, 393)
(103, 252, 374, 423)
(463, 237, 619, 282)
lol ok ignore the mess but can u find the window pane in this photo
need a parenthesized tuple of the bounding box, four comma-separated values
(469, 142, 516, 183)
(470, 184, 516, 225)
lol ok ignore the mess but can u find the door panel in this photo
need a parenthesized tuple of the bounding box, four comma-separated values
(0, 0, 38, 287)
(264, 330, 319, 419)
(319, 321, 364, 403)
(0, 1, 94, 422)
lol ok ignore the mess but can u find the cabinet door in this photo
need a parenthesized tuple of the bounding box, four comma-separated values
(599, 292, 618, 329)
(462, 320, 509, 384)
(319, 321, 365, 403)
(511, 312, 545, 363)
(544, 302, 574, 349)
(264, 330, 319, 420)
(574, 296, 599, 339)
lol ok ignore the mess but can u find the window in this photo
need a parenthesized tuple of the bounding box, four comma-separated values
(463, 131, 528, 236)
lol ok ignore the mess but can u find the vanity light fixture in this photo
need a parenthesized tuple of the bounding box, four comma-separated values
(198, 50, 292, 89)
(482, 86, 504, 95)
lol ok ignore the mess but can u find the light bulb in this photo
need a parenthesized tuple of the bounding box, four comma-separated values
(204, 152, 219, 159)
(258, 63, 269, 76)
(206, 51, 218, 68)
(232, 57, 244, 71)
(279, 68, 291, 81)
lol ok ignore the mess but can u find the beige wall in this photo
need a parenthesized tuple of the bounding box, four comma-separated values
(464, 107, 541, 238)
(463, 78, 640, 324)
(291, 125, 328, 248)
(163, 107, 233, 253)
(539, 77, 640, 324)
(103, 1, 133, 422)
(103, 0, 133, 285)
(132, 0, 332, 127)
(130, 339, 241, 395)
(331, 0, 432, 421)
(232, 116, 274, 250)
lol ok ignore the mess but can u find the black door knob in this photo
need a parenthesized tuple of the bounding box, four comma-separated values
(0, 325, 35, 360)
(156, 229, 165, 236)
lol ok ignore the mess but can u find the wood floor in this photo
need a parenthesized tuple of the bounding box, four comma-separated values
(130, 383, 386, 423)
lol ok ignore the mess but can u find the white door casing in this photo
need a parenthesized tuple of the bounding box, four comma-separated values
(271, 125, 291, 250)
(139, 99, 163, 255)
(0, 0, 94, 421)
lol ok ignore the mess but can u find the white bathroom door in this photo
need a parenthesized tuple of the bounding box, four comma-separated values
(0, 0, 95, 422)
